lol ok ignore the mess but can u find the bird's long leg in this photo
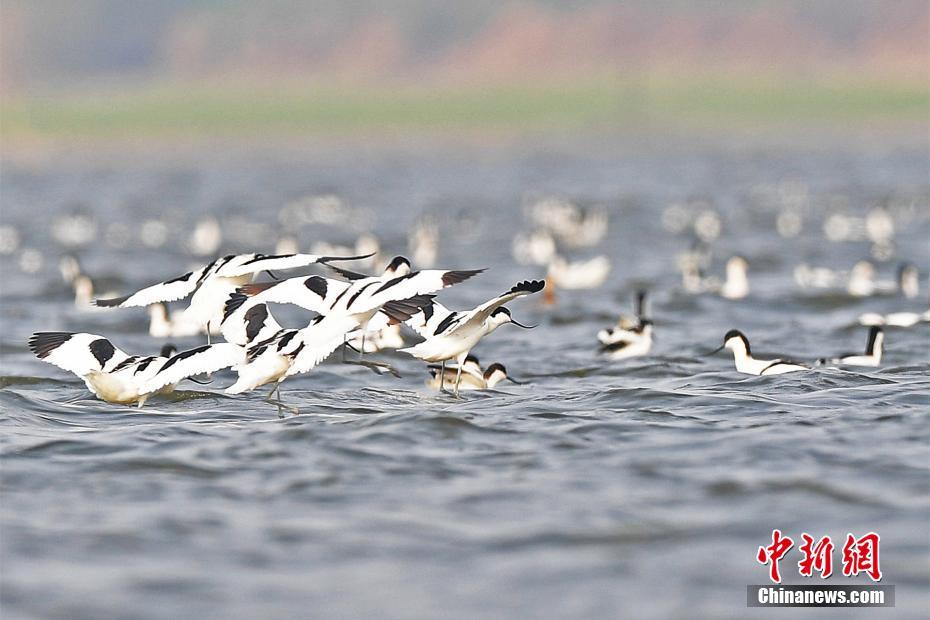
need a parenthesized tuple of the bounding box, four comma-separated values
(359, 332, 367, 360)
(453, 362, 464, 398)
(438, 360, 447, 394)
(266, 382, 298, 416)
(206, 321, 212, 345)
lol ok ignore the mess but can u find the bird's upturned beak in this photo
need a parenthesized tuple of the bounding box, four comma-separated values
(699, 344, 725, 357)
(505, 376, 526, 385)
(509, 318, 537, 329)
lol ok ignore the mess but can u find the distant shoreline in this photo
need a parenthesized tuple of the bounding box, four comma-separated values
(3, 77, 927, 144)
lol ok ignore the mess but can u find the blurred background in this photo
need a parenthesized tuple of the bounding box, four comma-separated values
(2, 0, 928, 140)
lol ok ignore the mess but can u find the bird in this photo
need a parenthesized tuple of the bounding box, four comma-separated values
(679, 254, 748, 299)
(598, 290, 649, 344)
(705, 330, 808, 376)
(221, 257, 482, 353)
(28, 332, 243, 407)
(544, 255, 610, 304)
(599, 320, 653, 360)
(511, 229, 557, 266)
(94, 252, 372, 338)
(347, 321, 405, 353)
(224, 297, 430, 414)
(426, 356, 519, 391)
(401, 279, 544, 395)
(598, 290, 653, 360)
(896, 262, 920, 299)
(719, 256, 750, 300)
(59, 255, 121, 312)
(847, 261, 876, 297)
(147, 302, 208, 338)
(818, 326, 884, 367)
(409, 216, 439, 267)
(858, 308, 930, 328)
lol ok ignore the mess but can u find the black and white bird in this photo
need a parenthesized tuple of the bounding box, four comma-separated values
(705, 329, 808, 376)
(28, 332, 243, 407)
(94, 252, 371, 337)
(224, 297, 432, 414)
(221, 256, 482, 350)
(818, 326, 884, 367)
(598, 290, 653, 360)
(402, 279, 544, 394)
(426, 355, 518, 391)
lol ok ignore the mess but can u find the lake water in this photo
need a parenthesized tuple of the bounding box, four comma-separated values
(1, 133, 928, 618)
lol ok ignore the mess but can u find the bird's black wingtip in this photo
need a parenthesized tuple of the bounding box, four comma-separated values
(441, 268, 485, 287)
(319, 252, 376, 264)
(28, 332, 74, 358)
(510, 279, 545, 295)
(223, 292, 249, 323)
(92, 295, 130, 308)
(326, 264, 369, 280)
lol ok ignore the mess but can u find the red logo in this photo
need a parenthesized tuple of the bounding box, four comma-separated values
(842, 532, 882, 582)
(798, 533, 834, 579)
(758, 530, 882, 583)
(756, 529, 794, 584)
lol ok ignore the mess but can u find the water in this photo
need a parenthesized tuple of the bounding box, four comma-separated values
(2, 135, 929, 618)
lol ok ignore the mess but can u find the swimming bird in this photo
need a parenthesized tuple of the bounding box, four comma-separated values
(598, 290, 653, 360)
(718, 256, 749, 300)
(426, 357, 518, 391)
(679, 254, 748, 299)
(598, 290, 649, 345)
(705, 330, 808, 376)
(896, 263, 920, 299)
(818, 326, 884, 367)
(512, 229, 557, 266)
(347, 321, 405, 353)
(599, 320, 653, 360)
(858, 308, 930, 327)
(847, 261, 876, 297)
(28, 332, 243, 407)
(409, 216, 439, 267)
(402, 279, 544, 395)
(59, 255, 121, 311)
(147, 302, 208, 338)
(544, 255, 610, 304)
(94, 252, 371, 338)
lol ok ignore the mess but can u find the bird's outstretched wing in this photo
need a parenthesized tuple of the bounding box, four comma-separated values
(461, 280, 545, 328)
(340, 269, 483, 315)
(223, 275, 352, 325)
(219, 302, 284, 347)
(94, 266, 209, 308)
(216, 253, 374, 278)
(325, 263, 371, 281)
(29, 332, 131, 376)
(144, 343, 245, 392)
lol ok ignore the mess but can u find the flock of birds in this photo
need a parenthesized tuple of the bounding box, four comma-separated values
(30, 252, 545, 412)
(25, 197, 929, 412)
